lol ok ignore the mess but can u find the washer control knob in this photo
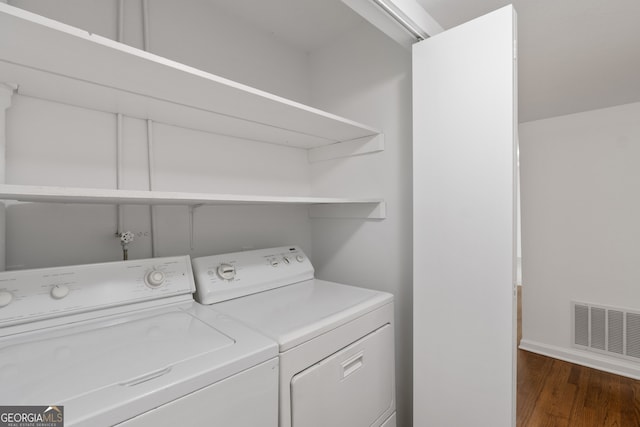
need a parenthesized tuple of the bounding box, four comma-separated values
(51, 284, 70, 300)
(145, 270, 166, 287)
(0, 291, 13, 308)
(217, 263, 236, 281)
(283, 256, 290, 264)
(296, 255, 304, 263)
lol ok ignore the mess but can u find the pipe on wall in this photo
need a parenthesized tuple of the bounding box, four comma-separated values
(0, 84, 16, 271)
(142, 0, 150, 51)
(146, 119, 157, 257)
(116, 0, 125, 236)
(141, 0, 158, 257)
(115, 0, 158, 256)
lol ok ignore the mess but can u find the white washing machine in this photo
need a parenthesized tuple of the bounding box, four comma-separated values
(192, 246, 396, 427)
(0, 255, 278, 427)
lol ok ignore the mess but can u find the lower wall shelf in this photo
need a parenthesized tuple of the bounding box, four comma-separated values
(0, 185, 386, 219)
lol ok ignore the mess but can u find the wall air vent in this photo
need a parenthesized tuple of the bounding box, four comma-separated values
(572, 301, 640, 362)
(627, 313, 640, 359)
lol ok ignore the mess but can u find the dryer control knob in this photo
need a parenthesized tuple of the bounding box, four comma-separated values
(145, 270, 166, 287)
(51, 284, 70, 300)
(217, 263, 236, 281)
(0, 290, 13, 308)
(296, 255, 304, 263)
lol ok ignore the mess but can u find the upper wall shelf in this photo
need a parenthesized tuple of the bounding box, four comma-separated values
(0, 185, 387, 219)
(0, 4, 380, 149)
(0, 184, 381, 206)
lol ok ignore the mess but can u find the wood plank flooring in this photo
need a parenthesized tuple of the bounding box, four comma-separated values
(517, 287, 640, 426)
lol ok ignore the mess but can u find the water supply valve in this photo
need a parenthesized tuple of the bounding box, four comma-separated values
(119, 231, 135, 260)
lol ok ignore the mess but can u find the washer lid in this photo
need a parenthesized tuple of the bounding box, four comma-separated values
(0, 302, 277, 426)
(212, 279, 393, 352)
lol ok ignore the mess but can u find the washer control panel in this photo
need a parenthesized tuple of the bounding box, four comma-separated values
(0, 256, 194, 328)
(192, 246, 314, 304)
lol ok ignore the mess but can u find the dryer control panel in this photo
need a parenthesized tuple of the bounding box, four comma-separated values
(0, 256, 195, 328)
(192, 246, 314, 304)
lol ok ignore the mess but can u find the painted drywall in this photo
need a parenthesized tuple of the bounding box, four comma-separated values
(145, 0, 311, 104)
(519, 101, 640, 376)
(7, 0, 310, 104)
(4, 0, 314, 268)
(7, 0, 119, 40)
(5, 95, 312, 268)
(308, 22, 413, 427)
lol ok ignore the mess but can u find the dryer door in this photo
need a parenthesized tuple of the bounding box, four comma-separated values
(290, 324, 395, 427)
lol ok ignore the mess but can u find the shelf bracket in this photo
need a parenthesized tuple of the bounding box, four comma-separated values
(308, 134, 384, 163)
(308, 201, 386, 220)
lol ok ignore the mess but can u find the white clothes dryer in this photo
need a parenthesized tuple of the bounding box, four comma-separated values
(192, 246, 396, 427)
(0, 256, 278, 427)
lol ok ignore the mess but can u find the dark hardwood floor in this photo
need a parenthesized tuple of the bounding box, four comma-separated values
(517, 287, 640, 426)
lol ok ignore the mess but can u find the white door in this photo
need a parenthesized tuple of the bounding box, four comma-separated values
(413, 5, 517, 427)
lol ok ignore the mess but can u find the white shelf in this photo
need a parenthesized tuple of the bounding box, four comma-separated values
(0, 185, 386, 219)
(0, 5, 387, 220)
(0, 4, 380, 149)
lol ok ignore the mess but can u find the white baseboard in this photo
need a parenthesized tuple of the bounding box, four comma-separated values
(519, 339, 640, 380)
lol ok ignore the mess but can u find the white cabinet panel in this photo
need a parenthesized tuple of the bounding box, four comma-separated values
(413, 5, 517, 427)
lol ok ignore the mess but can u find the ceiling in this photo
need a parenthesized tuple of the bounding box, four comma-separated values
(211, 0, 364, 52)
(217, 0, 640, 123)
(414, 0, 640, 122)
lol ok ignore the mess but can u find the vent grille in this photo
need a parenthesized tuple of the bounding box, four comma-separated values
(574, 304, 589, 346)
(608, 310, 624, 355)
(572, 301, 640, 362)
(627, 313, 640, 359)
(590, 307, 606, 350)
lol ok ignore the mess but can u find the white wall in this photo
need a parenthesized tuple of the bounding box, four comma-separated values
(146, 0, 311, 104)
(307, 23, 413, 427)
(4, 3, 414, 425)
(4, 0, 313, 268)
(7, 0, 119, 40)
(520, 101, 640, 376)
(7, 0, 310, 104)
